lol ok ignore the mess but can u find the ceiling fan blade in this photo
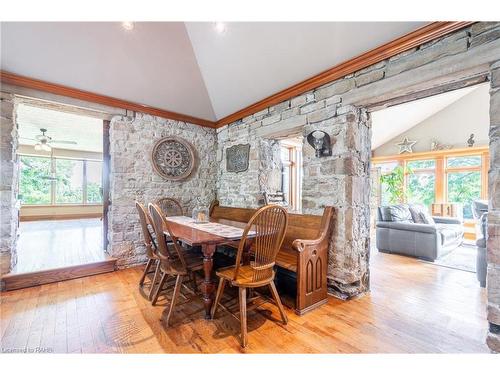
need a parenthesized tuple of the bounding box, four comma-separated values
(49, 140, 78, 145)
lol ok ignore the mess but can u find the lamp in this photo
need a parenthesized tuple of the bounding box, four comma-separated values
(306, 130, 332, 158)
(34, 142, 51, 152)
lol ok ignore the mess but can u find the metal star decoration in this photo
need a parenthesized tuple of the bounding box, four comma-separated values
(396, 137, 417, 154)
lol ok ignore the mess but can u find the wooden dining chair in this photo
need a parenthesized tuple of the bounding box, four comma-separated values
(148, 203, 204, 326)
(136, 201, 162, 300)
(211, 204, 289, 347)
(156, 197, 183, 217)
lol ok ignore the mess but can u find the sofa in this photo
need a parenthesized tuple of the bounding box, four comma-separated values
(376, 204, 464, 261)
(472, 200, 488, 287)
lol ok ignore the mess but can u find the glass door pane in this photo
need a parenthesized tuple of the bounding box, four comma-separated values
(86, 160, 103, 204)
(19, 155, 52, 204)
(407, 173, 436, 208)
(447, 171, 481, 219)
(55, 159, 84, 204)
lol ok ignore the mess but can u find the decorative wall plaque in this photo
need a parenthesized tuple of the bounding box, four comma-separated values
(151, 136, 195, 181)
(226, 144, 250, 173)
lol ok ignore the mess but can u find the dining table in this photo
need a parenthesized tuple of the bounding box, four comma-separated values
(163, 215, 254, 319)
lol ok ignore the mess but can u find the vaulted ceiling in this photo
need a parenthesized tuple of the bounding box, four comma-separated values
(1, 22, 426, 122)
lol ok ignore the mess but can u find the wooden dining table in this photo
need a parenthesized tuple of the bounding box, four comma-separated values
(163, 216, 253, 319)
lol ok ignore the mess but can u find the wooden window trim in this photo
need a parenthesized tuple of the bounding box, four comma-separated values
(372, 146, 489, 211)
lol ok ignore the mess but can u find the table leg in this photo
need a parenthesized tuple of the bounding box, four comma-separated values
(201, 243, 216, 319)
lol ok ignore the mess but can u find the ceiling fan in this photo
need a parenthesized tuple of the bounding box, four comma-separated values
(22, 128, 78, 152)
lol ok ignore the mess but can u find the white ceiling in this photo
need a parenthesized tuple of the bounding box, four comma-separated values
(185, 22, 426, 119)
(1, 22, 216, 120)
(1, 22, 427, 122)
(370, 85, 481, 150)
(17, 104, 103, 153)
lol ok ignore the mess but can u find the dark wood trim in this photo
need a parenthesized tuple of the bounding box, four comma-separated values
(19, 213, 102, 221)
(0, 71, 217, 129)
(102, 120, 110, 254)
(1, 258, 117, 291)
(215, 21, 474, 127)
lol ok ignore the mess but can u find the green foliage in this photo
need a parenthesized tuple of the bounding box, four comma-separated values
(448, 171, 481, 219)
(19, 156, 52, 204)
(407, 173, 435, 207)
(19, 155, 102, 205)
(380, 166, 410, 204)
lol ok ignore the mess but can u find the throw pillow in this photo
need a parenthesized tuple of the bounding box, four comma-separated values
(387, 204, 412, 222)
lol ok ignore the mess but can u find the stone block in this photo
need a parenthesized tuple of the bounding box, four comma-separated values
(307, 106, 337, 124)
(488, 303, 500, 326)
(314, 79, 355, 100)
(487, 332, 500, 353)
(299, 100, 325, 114)
(487, 266, 500, 305)
(471, 22, 500, 37)
(471, 26, 500, 48)
(386, 36, 468, 77)
(491, 89, 500, 125)
(355, 69, 385, 87)
(262, 113, 281, 126)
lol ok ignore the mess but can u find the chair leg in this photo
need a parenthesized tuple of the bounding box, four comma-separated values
(152, 272, 168, 306)
(165, 275, 183, 327)
(139, 258, 154, 287)
(269, 281, 288, 324)
(211, 278, 226, 318)
(148, 261, 161, 301)
(190, 271, 198, 293)
(239, 287, 248, 348)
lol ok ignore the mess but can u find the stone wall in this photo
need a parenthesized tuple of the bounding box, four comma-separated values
(216, 22, 500, 303)
(0, 92, 19, 276)
(487, 59, 500, 353)
(109, 113, 217, 267)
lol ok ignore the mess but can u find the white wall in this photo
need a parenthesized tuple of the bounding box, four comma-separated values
(373, 84, 490, 156)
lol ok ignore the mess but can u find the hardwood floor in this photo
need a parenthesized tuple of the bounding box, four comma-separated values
(0, 249, 489, 353)
(13, 219, 106, 274)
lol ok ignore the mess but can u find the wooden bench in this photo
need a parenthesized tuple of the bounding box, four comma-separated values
(209, 201, 334, 315)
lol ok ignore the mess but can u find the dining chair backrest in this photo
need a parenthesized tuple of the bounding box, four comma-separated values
(148, 203, 187, 274)
(135, 201, 157, 259)
(234, 204, 288, 283)
(156, 197, 183, 217)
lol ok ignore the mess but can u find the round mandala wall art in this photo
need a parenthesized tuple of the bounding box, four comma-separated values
(151, 136, 195, 181)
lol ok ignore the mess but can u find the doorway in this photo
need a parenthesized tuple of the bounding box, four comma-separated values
(369, 82, 490, 277)
(4, 102, 114, 288)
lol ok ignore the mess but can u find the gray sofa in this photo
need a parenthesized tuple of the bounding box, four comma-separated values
(376, 204, 464, 261)
(472, 200, 488, 288)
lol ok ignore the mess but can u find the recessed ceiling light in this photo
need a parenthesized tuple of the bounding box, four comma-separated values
(214, 22, 226, 34)
(122, 22, 134, 31)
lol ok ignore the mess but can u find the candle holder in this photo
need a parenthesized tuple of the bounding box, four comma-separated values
(192, 199, 209, 223)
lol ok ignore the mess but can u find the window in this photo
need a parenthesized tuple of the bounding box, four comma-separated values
(372, 148, 488, 221)
(446, 155, 482, 219)
(56, 159, 84, 204)
(86, 160, 103, 204)
(19, 155, 103, 206)
(19, 155, 52, 205)
(280, 138, 303, 212)
(406, 159, 435, 208)
(372, 161, 400, 206)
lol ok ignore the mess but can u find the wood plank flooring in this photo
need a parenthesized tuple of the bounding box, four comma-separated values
(13, 219, 106, 274)
(0, 249, 489, 353)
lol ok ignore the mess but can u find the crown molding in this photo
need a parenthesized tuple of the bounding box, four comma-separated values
(0, 71, 217, 128)
(215, 21, 474, 127)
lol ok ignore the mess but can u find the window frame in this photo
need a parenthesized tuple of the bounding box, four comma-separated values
(280, 140, 303, 213)
(19, 153, 103, 207)
(371, 146, 489, 222)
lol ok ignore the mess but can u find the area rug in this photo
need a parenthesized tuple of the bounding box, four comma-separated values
(425, 244, 477, 273)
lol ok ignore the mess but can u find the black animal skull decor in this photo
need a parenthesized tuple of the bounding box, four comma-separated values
(307, 130, 332, 157)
